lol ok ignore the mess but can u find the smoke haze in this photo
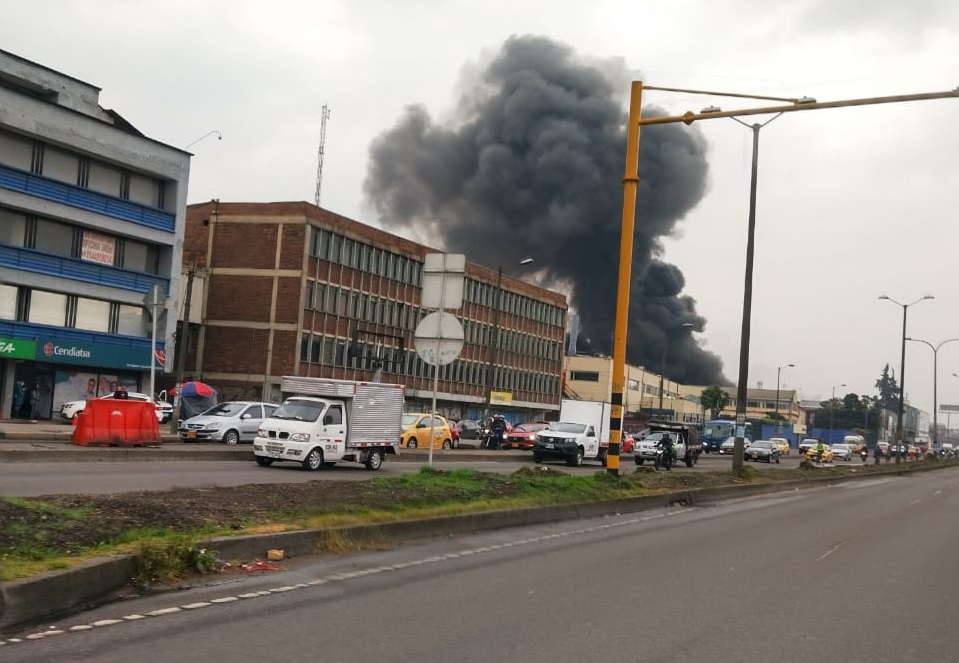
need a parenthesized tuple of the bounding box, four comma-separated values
(363, 35, 727, 385)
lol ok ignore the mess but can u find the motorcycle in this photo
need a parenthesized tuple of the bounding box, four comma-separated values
(482, 429, 507, 450)
(654, 440, 674, 471)
(860, 447, 869, 463)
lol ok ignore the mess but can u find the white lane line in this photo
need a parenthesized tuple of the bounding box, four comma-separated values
(817, 542, 843, 562)
(5, 506, 695, 648)
(934, 490, 942, 496)
(910, 499, 921, 505)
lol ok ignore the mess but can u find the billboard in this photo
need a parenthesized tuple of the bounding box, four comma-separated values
(940, 404, 959, 413)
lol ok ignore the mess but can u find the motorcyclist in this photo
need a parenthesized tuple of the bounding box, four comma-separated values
(860, 445, 869, 463)
(873, 444, 882, 465)
(656, 434, 674, 471)
(485, 415, 507, 450)
(814, 440, 825, 464)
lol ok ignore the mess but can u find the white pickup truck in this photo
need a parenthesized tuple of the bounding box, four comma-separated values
(253, 377, 403, 471)
(532, 420, 604, 466)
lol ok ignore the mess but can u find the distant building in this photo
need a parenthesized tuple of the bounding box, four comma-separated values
(0, 49, 189, 419)
(179, 201, 567, 422)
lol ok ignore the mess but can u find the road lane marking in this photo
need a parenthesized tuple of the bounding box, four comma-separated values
(4, 506, 695, 648)
(816, 542, 843, 562)
(910, 499, 921, 505)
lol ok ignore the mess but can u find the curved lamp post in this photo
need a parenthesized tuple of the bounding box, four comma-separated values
(775, 363, 794, 423)
(906, 336, 959, 448)
(879, 294, 934, 462)
(829, 383, 846, 443)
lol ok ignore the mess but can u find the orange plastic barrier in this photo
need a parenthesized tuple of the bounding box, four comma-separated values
(71, 398, 161, 447)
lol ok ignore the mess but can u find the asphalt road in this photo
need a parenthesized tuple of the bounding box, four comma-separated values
(0, 452, 815, 496)
(4, 467, 957, 662)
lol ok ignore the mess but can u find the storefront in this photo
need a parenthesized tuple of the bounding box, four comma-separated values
(1, 336, 163, 420)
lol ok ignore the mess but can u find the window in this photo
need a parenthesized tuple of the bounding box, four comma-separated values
(27, 290, 68, 326)
(116, 304, 148, 337)
(570, 371, 600, 382)
(127, 173, 162, 208)
(0, 130, 33, 170)
(33, 219, 76, 257)
(0, 283, 17, 319)
(41, 147, 80, 185)
(0, 208, 27, 246)
(87, 161, 123, 197)
(74, 297, 111, 332)
(122, 240, 159, 274)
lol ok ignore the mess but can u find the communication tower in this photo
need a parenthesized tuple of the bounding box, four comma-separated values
(313, 104, 331, 206)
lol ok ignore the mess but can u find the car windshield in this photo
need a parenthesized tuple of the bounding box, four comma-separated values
(270, 400, 324, 422)
(202, 403, 245, 417)
(549, 422, 587, 434)
(751, 441, 773, 449)
(515, 423, 545, 432)
(401, 414, 422, 427)
(833, 444, 850, 451)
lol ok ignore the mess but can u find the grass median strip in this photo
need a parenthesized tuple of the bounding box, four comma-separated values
(0, 461, 949, 584)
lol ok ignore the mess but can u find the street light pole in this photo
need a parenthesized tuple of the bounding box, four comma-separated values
(829, 383, 846, 443)
(906, 336, 959, 448)
(482, 258, 534, 421)
(610, 83, 958, 477)
(879, 295, 934, 462)
(775, 363, 794, 423)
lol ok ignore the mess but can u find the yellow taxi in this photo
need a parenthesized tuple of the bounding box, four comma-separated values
(770, 437, 790, 456)
(805, 443, 834, 463)
(399, 413, 453, 450)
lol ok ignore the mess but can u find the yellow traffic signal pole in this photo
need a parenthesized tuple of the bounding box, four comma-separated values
(607, 84, 958, 476)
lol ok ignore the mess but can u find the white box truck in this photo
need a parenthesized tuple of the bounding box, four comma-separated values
(253, 377, 404, 471)
(532, 399, 612, 466)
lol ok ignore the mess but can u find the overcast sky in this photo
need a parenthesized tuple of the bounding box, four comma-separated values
(4, 0, 958, 417)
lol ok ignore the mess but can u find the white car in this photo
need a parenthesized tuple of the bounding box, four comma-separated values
(719, 436, 752, 454)
(831, 443, 853, 461)
(179, 401, 278, 444)
(60, 392, 174, 423)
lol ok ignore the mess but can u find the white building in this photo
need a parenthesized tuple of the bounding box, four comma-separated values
(0, 49, 190, 419)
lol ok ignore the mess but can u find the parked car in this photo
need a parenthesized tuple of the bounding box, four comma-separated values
(805, 444, 834, 464)
(830, 443, 853, 461)
(744, 439, 781, 463)
(719, 436, 751, 454)
(769, 437, 790, 456)
(179, 401, 278, 444)
(453, 419, 483, 440)
(622, 431, 635, 454)
(60, 392, 173, 423)
(400, 413, 453, 449)
(502, 422, 549, 450)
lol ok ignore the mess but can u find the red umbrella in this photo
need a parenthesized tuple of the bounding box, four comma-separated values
(171, 381, 215, 397)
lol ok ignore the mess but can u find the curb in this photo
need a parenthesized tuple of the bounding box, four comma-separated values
(0, 468, 892, 631)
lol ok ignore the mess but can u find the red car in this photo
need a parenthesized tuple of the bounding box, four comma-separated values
(502, 422, 550, 450)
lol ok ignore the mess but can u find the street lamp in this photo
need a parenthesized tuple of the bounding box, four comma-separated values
(482, 258, 535, 421)
(829, 383, 846, 443)
(774, 363, 794, 424)
(606, 83, 959, 477)
(906, 336, 959, 448)
(659, 323, 694, 412)
(879, 294, 934, 462)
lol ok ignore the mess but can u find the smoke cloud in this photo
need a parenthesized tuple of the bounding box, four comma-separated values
(363, 35, 727, 385)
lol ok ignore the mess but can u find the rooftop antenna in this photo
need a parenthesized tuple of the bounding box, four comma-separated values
(314, 105, 331, 206)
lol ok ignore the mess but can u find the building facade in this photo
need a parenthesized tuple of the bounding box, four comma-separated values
(0, 50, 189, 420)
(180, 201, 567, 422)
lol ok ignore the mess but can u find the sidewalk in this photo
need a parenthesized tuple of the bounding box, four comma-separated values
(0, 418, 181, 443)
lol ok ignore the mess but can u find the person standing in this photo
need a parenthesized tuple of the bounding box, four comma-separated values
(29, 383, 41, 419)
(12, 380, 25, 419)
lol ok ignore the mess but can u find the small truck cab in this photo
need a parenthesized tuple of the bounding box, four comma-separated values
(253, 377, 404, 471)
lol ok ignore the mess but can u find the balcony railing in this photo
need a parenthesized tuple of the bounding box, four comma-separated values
(0, 163, 175, 232)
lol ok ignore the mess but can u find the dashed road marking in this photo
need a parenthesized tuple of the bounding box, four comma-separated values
(3, 506, 694, 648)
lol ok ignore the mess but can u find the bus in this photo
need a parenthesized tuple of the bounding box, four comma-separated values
(702, 419, 753, 453)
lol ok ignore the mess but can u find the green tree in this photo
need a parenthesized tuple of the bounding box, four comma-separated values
(875, 364, 900, 412)
(699, 385, 729, 420)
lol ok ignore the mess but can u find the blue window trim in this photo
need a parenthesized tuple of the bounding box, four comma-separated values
(0, 163, 175, 233)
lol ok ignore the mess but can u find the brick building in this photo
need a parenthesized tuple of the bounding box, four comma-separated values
(179, 201, 567, 421)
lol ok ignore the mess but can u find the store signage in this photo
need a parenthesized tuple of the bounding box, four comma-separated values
(0, 337, 36, 359)
(35, 338, 164, 370)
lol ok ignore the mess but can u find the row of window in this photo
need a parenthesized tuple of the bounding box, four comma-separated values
(299, 333, 560, 396)
(0, 128, 169, 211)
(0, 283, 149, 337)
(0, 205, 163, 275)
(305, 281, 562, 361)
(309, 227, 566, 328)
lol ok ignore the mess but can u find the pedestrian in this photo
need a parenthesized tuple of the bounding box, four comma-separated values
(29, 383, 41, 419)
(12, 380, 25, 419)
(873, 444, 882, 465)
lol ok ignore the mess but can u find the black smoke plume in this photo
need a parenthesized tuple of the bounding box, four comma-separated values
(363, 35, 727, 385)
